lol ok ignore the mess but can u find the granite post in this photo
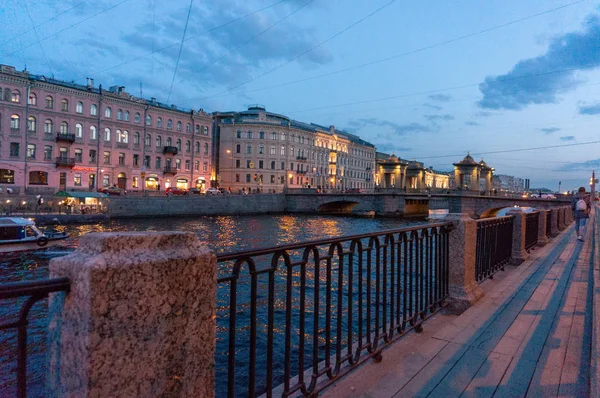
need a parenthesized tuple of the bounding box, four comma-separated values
(558, 207, 566, 230)
(508, 210, 528, 265)
(536, 209, 549, 247)
(550, 208, 559, 237)
(47, 232, 216, 398)
(443, 213, 484, 314)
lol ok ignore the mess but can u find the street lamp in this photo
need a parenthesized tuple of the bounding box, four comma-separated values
(226, 149, 233, 190)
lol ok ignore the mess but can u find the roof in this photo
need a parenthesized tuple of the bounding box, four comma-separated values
(454, 153, 479, 166)
(0, 217, 35, 226)
(54, 191, 109, 198)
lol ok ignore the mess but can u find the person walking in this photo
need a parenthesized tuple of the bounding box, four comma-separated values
(572, 186, 591, 241)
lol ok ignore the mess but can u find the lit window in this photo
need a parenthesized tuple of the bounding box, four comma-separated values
(74, 174, 82, 186)
(11, 90, 20, 103)
(10, 114, 20, 129)
(28, 93, 37, 106)
(27, 116, 36, 132)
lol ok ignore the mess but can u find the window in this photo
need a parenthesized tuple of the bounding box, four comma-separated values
(28, 93, 37, 106)
(27, 116, 36, 133)
(166, 137, 172, 146)
(135, 113, 141, 123)
(46, 96, 54, 108)
(145, 134, 151, 147)
(44, 146, 52, 160)
(176, 121, 182, 131)
(186, 140, 191, 152)
(11, 90, 20, 103)
(103, 151, 110, 164)
(175, 159, 181, 170)
(89, 150, 97, 163)
(247, 131, 253, 139)
(0, 169, 14, 184)
(26, 144, 36, 159)
(281, 161, 285, 170)
(259, 160, 263, 169)
(155, 157, 161, 169)
(146, 115, 151, 126)
(134, 132, 140, 145)
(236, 144, 241, 154)
(124, 111, 129, 121)
(271, 161, 275, 169)
(185, 160, 191, 170)
(105, 107, 112, 118)
(10, 143, 19, 157)
(246, 160, 252, 168)
(156, 135, 162, 147)
(236, 130, 242, 139)
(103, 175, 110, 187)
(270, 146, 276, 155)
(117, 109, 123, 120)
(167, 119, 172, 129)
(204, 143, 209, 155)
(271, 175, 275, 183)
(259, 145, 264, 154)
(74, 148, 82, 163)
(186, 123, 191, 133)
(281, 133, 285, 141)
(246, 144, 252, 154)
(157, 117, 163, 127)
(259, 131, 264, 139)
(280, 146, 285, 156)
(104, 128, 111, 141)
(176, 139, 182, 151)
(195, 142, 200, 153)
(60, 121, 68, 134)
(271, 132, 277, 140)
(203, 162, 208, 172)
(74, 174, 82, 186)
(29, 171, 48, 185)
(61, 99, 68, 111)
(203, 126, 208, 135)
(76, 102, 83, 114)
(90, 104, 97, 115)
(235, 174, 240, 183)
(145, 156, 151, 167)
(75, 123, 83, 138)
(122, 130, 129, 143)
(119, 153, 125, 165)
(246, 174, 251, 183)
(235, 159, 241, 168)
(90, 126, 97, 140)
(132, 177, 138, 188)
(195, 125, 200, 134)
(133, 154, 139, 166)
(194, 161, 199, 171)
(10, 114, 20, 130)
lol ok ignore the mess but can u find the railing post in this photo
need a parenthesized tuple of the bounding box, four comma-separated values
(537, 209, 549, 247)
(47, 232, 216, 397)
(550, 208, 559, 237)
(508, 210, 528, 265)
(443, 213, 483, 313)
(566, 205, 573, 225)
(558, 207, 566, 230)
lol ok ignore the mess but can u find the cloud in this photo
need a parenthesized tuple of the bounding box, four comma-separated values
(424, 114, 454, 123)
(579, 103, 600, 115)
(556, 158, 600, 172)
(374, 142, 412, 153)
(428, 93, 452, 102)
(539, 127, 561, 134)
(478, 15, 600, 110)
(475, 111, 495, 117)
(465, 121, 480, 126)
(559, 136, 575, 141)
(358, 118, 432, 135)
(423, 103, 442, 110)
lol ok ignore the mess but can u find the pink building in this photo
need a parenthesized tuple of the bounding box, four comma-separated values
(0, 64, 212, 194)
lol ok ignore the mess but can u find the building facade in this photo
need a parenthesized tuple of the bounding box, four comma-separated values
(0, 64, 212, 194)
(375, 152, 450, 191)
(213, 106, 376, 193)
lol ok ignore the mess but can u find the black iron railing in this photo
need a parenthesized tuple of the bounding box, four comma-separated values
(216, 223, 450, 397)
(546, 210, 552, 238)
(0, 278, 70, 398)
(475, 216, 513, 282)
(525, 212, 539, 252)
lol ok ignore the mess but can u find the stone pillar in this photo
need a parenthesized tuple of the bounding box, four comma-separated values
(557, 207, 566, 231)
(47, 232, 216, 398)
(508, 210, 528, 265)
(550, 208, 559, 237)
(443, 213, 484, 314)
(537, 209, 549, 247)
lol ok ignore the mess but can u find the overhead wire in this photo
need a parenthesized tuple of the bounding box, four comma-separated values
(166, 0, 195, 104)
(23, 0, 54, 77)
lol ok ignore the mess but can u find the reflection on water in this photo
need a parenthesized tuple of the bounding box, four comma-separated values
(0, 214, 424, 396)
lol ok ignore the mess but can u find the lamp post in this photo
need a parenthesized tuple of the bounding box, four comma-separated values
(226, 149, 233, 190)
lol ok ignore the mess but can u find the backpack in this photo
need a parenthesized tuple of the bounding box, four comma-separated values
(576, 198, 587, 211)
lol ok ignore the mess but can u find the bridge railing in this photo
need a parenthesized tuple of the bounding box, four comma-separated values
(475, 216, 514, 283)
(216, 223, 451, 397)
(525, 212, 540, 252)
(546, 211, 552, 238)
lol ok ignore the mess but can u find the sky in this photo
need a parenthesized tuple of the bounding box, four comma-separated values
(2, 0, 600, 191)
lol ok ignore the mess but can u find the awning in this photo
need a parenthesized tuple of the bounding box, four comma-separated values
(54, 191, 109, 198)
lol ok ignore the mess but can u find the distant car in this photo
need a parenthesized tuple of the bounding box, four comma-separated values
(98, 187, 123, 196)
(165, 187, 188, 196)
(188, 188, 202, 195)
(206, 188, 221, 195)
(218, 188, 230, 194)
(345, 188, 361, 194)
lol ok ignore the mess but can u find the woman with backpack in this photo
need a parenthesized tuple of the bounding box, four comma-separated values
(572, 186, 591, 241)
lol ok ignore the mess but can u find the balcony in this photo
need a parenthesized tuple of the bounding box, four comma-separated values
(163, 166, 177, 175)
(297, 170, 307, 175)
(163, 146, 178, 155)
(55, 132, 76, 143)
(55, 157, 76, 168)
(329, 161, 336, 165)
(296, 156, 307, 161)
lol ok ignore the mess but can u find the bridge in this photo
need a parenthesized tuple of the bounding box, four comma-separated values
(285, 191, 572, 218)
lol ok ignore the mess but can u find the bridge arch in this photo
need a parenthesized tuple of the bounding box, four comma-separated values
(317, 200, 360, 214)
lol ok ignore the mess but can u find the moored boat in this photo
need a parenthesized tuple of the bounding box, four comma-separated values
(0, 217, 69, 253)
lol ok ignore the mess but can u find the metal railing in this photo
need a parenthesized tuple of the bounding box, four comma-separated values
(525, 212, 539, 252)
(0, 278, 70, 398)
(546, 210, 552, 238)
(216, 223, 451, 397)
(475, 216, 513, 282)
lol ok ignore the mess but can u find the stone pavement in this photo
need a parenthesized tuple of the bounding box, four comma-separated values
(323, 211, 595, 398)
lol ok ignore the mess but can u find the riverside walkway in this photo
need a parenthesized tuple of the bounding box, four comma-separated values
(324, 209, 596, 397)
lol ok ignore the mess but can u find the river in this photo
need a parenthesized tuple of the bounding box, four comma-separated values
(0, 214, 426, 396)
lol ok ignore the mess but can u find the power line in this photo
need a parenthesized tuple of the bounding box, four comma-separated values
(3, 0, 131, 58)
(166, 0, 194, 104)
(194, 0, 316, 76)
(72, 0, 289, 82)
(1, 0, 89, 47)
(197, 0, 586, 100)
(23, 0, 54, 77)
(204, 0, 400, 99)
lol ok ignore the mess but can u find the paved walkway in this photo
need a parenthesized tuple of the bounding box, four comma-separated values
(324, 212, 595, 398)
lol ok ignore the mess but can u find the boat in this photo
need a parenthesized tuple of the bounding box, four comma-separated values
(0, 217, 69, 253)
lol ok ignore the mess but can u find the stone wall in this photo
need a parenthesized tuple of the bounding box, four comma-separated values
(108, 194, 286, 218)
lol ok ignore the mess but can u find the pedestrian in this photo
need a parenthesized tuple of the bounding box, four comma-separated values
(157, 183, 161, 192)
(572, 186, 591, 241)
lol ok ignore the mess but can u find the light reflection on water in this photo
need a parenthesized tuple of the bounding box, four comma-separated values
(0, 214, 425, 396)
